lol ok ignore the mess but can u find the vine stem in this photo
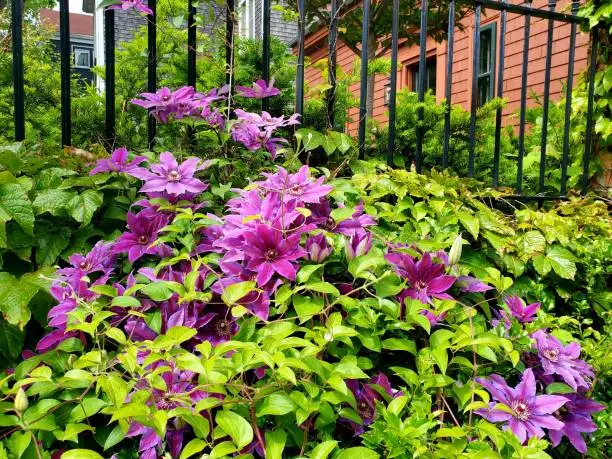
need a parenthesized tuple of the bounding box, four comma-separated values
(250, 402, 265, 453)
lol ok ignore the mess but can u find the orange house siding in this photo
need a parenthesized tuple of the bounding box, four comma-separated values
(301, 0, 590, 135)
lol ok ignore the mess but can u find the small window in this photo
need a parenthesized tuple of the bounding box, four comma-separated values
(384, 84, 391, 106)
(477, 23, 496, 107)
(411, 58, 437, 95)
(73, 46, 92, 69)
(238, 0, 255, 38)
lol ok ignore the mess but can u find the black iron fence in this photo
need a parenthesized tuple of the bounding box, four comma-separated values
(9, 0, 602, 198)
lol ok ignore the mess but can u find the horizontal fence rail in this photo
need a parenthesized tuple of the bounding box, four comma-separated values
(8, 0, 602, 200)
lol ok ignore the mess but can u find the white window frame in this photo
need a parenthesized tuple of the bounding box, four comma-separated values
(73, 45, 92, 69)
(238, 0, 256, 39)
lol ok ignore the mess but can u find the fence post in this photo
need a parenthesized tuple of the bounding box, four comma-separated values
(104, 8, 116, 150)
(560, 0, 580, 196)
(295, 0, 305, 118)
(11, 0, 25, 142)
(327, 0, 339, 130)
(516, 0, 532, 194)
(262, 0, 271, 112)
(386, 0, 399, 167)
(147, 0, 157, 149)
(59, 0, 72, 146)
(467, 0, 481, 178)
(226, 0, 235, 89)
(442, 0, 455, 169)
(492, 0, 507, 187)
(188, 0, 196, 88)
(582, 22, 600, 195)
(537, 0, 557, 203)
(414, 0, 428, 174)
(357, 0, 370, 159)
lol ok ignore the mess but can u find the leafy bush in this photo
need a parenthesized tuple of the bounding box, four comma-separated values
(0, 149, 607, 458)
(0, 143, 141, 367)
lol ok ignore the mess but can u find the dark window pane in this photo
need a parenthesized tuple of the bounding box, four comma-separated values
(411, 59, 436, 95)
(478, 75, 490, 106)
(480, 30, 491, 74)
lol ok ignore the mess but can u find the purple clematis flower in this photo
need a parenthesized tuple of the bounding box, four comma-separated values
(504, 296, 540, 323)
(57, 240, 115, 280)
(548, 393, 605, 453)
(243, 224, 306, 286)
(257, 165, 332, 204)
(334, 202, 377, 236)
(305, 233, 332, 263)
(345, 232, 372, 260)
(131, 86, 195, 123)
(129, 152, 209, 197)
(109, 0, 153, 15)
(127, 364, 208, 459)
(343, 373, 400, 435)
(456, 276, 494, 293)
(531, 330, 594, 391)
(236, 78, 281, 99)
(421, 309, 448, 327)
(89, 147, 147, 175)
(112, 209, 172, 263)
(475, 369, 568, 444)
(386, 251, 455, 305)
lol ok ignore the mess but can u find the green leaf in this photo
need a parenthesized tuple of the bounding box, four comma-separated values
(215, 410, 253, 450)
(180, 438, 206, 459)
(0, 272, 41, 328)
(458, 210, 479, 239)
(0, 184, 34, 235)
(68, 398, 107, 422)
(61, 449, 104, 459)
(257, 393, 297, 417)
(532, 254, 552, 276)
(221, 281, 256, 306)
(36, 227, 71, 266)
(265, 429, 287, 459)
(546, 245, 578, 280)
(381, 338, 416, 355)
(336, 447, 379, 459)
(103, 425, 126, 450)
(0, 146, 23, 173)
(0, 321, 24, 360)
(545, 382, 575, 394)
(309, 440, 338, 459)
(66, 190, 103, 225)
(32, 189, 75, 216)
(305, 281, 340, 296)
(293, 295, 324, 321)
(141, 282, 174, 301)
(111, 296, 141, 308)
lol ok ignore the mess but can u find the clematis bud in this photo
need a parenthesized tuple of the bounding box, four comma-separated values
(448, 235, 463, 266)
(306, 234, 332, 263)
(345, 232, 372, 261)
(14, 387, 28, 413)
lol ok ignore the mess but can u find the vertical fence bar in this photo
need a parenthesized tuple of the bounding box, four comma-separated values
(327, 0, 339, 130)
(386, 0, 400, 167)
(414, 0, 428, 173)
(516, 0, 532, 194)
(468, 1, 481, 178)
(560, 1, 579, 196)
(582, 23, 599, 195)
(262, 0, 271, 112)
(11, 0, 25, 142)
(226, 0, 235, 88)
(104, 9, 116, 149)
(147, 0, 157, 149)
(538, 0, 556, 200)
(492, 0, 507, 187)
(357, 0, 370, 159)
(442, 0, 455, 169)
(59, 0, 71, 146)
(188, 0, 196, 88)
(295, 0, 305, 118)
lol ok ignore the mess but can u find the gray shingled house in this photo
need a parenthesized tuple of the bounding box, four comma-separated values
(114, 0, 298, 47)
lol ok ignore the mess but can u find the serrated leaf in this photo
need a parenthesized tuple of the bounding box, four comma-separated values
(0, 183, 34, 235)
(36, 227, 71, 266)
(67, 190, 103, 225)
(32, 189, 75, 216)
(546, 245, 578, 280)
